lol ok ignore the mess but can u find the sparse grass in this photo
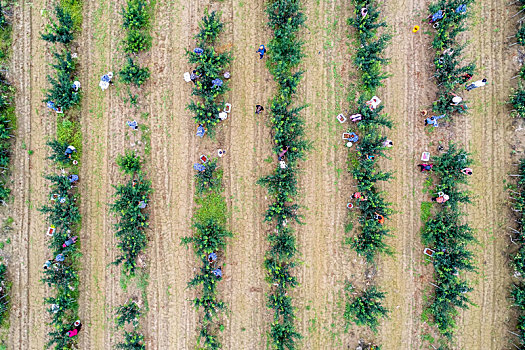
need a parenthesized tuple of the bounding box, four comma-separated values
(194, 190, 228, 225)
(59, 0, 83, 33)
(420, 202, 433, 222)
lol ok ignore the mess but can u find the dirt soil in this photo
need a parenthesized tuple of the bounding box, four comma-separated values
(6, 0, 517, 349)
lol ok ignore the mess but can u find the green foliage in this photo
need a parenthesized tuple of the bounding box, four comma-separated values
(40, 4, 83, 348)
(115, 300, 141, 329)
(0, 4, 6, 29)
(345, 1, 393, 276)
(186, 11, 231, 135)
(116, 331, 145, 350)
(348, 0, 390, 92)
(122, 0, 149, 29)
(46, 139, 71, 164)
(0, 60, 14, 202)
(119, 57, 150, 86)
(511, 86, 525, 119)
(120, 0, 151, 88)
(510, 160, 525, 345)
(59, 0, 83, 33)
(0, 264, 10, 326)
(44, 50, 80, 111)
(40, 148, 82, 349)
(123, 29, 151, 54)
(195, 159, 221, 194)
(421, 144, 474, 341)
(428, 0, 475, 119)
(117, 150, 142, 175)
(197, 9, 224, 43)
(185, 147, 231, 349)
(259, 1, 306, 348)
(111, 172, 152, 276)
(41, 5, 74, 44)
(344, 284, 388, 332)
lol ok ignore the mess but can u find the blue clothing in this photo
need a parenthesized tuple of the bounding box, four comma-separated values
(101, 75, 110, 83)
(193, 164, 206, 172)
(212, 79, 223, 89)
(426, 114, 445, 127)
(194, 48, 204, 54)
(212, 268, 222, 278)
(64, 146, 76, 156)
(208, 252, 217, 262)
(257, 45, 266, 59)
(46, 101, 59, 112)
(196, 125, 206, 137)
(55, 254, 65, 262)
(348, 132, 359, 142)
(127, 121, 138, 130)
(456, 4, 467, 13)
(432, 10, 444, 22)
(68, 175, 79, 183)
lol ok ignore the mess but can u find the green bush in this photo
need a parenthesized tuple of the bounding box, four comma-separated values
(120, 57, 150, 86)
(115, 300, 141, 328)
(41, 5, 74, 44)
(116, 331, 145, 350)
(111, 172, 151, 276)
(196, 9, 223, 43)
(117, 150, 142, 175)
(44, 50, 80, 111)
(123, 29, 151, 54)
(186, 11, 231, 135)
(344, 284, 388, 332)
(122, 0, 149, 29)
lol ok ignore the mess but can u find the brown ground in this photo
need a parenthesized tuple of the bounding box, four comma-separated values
(5, 0, 517, 349)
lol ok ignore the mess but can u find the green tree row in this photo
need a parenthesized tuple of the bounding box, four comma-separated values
(422, 144, 474, 343)
(258, 1, 307, 349)
(40, 146, 82, 349)
(186, 10, 231, 136)
(40, 1, 83, 347)
(119, 0, 151, 87)
(428, 0, 475, 119)
(509, 159, 525, 347)
(510, 0, 525, 119)
(111, 151, 151, 276)
(0, 1, 16, 203)
(343, 0, 391, 336)
(182, 159, 232, 349)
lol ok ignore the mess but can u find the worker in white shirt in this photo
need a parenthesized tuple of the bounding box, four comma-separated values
(466, 78, 487, 91)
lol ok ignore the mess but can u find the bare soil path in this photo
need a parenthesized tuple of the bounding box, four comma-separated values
(77, 0, 131, 348)
(456, 0, 514, 348)
(293, 1, 361, 348)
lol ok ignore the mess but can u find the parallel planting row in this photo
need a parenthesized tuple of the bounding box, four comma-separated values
(184, 10, 232, 349)
(110, 1, 153, 348)
(343, 0, 391, 339)
(40, 0, 83, 348)
(187, 9, 231, 137)
(111, 151, 150, 349)
(0, 1, 17, 339)
(259, 1, 307, 348)
(508, 3, 525, 346)
(510, 0, 525, 119)
(422, 144, 473, 345)
(428, 0, 474, 124)
(508, 160, 525, 347)
(0, 1, 15, 204)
